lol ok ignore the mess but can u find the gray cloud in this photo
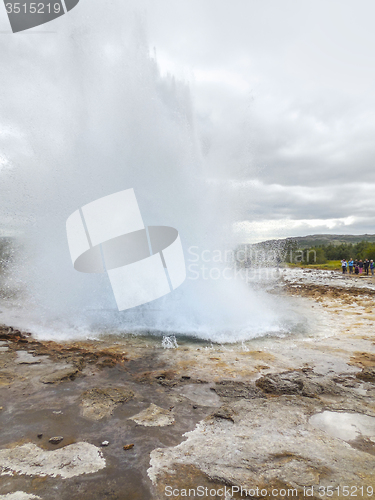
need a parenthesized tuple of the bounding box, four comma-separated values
(145, 0, 375, 238)
(1, 0, 375, 242)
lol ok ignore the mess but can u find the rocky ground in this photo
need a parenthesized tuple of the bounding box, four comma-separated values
(0, 269, 375, 499)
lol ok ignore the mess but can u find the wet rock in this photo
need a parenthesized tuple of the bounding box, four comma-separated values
(16, 340, 128, 374)
(101, 441, 109, 447)
(148, 398, 375, 497)
(356, 367, 375, 382)
(256, 371, 303, 395)
(37, 434, 43, 439)
(0, 442, 105, 479)
(0, 326, 30, 344)
(80, 387, 134, 420)
(256, 370, 340, 398)
(132, 369, 178, 386)
(15, 351, 41, 365)
(123, 444, 134, 450)
(212, 380, 264, 400)
(40, 366, 79, 384)
(210, 405, 236, 422)
(48, 436, 63, 445)
(130, 403, 174, 427)
(155, 371, 179, 387)
(96, 356, 117, 368)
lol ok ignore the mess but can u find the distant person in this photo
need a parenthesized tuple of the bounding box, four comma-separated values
(359, 260, 364, 274)
(341, 258, 347, 274)
(371, 260, 374, 276)
(364, 259, 370, 276)
(355, 263, 359, 274)
(348, 258, 354, 274)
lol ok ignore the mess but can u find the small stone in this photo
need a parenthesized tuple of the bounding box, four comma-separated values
(37, 433, 43, 439)
(193, 405, 198, 409)
(123, 444, 134, 450)
(101, 441, 109, 447)
(49, 436, 63, 445)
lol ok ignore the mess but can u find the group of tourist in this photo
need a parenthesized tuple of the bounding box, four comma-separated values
(341, 258, 375, 275)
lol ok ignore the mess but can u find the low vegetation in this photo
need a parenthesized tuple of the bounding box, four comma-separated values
(292, 241, 375, 266)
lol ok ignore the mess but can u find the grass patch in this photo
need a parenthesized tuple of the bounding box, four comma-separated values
(287, 260, 342, 270)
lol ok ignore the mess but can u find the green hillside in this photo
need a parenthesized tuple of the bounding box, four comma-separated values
(260, 234, 375, 249)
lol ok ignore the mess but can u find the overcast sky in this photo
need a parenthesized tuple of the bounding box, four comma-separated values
(144, 0, 375, 241)
(1, 0, 375, 243)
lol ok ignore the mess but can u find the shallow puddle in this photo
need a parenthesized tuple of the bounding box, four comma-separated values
(309, 411, 375, 441)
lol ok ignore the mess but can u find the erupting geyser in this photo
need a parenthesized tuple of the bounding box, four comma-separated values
(0, 2, 291, 341)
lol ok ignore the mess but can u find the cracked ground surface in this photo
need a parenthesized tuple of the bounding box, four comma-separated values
(0, 269, 375, 499)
